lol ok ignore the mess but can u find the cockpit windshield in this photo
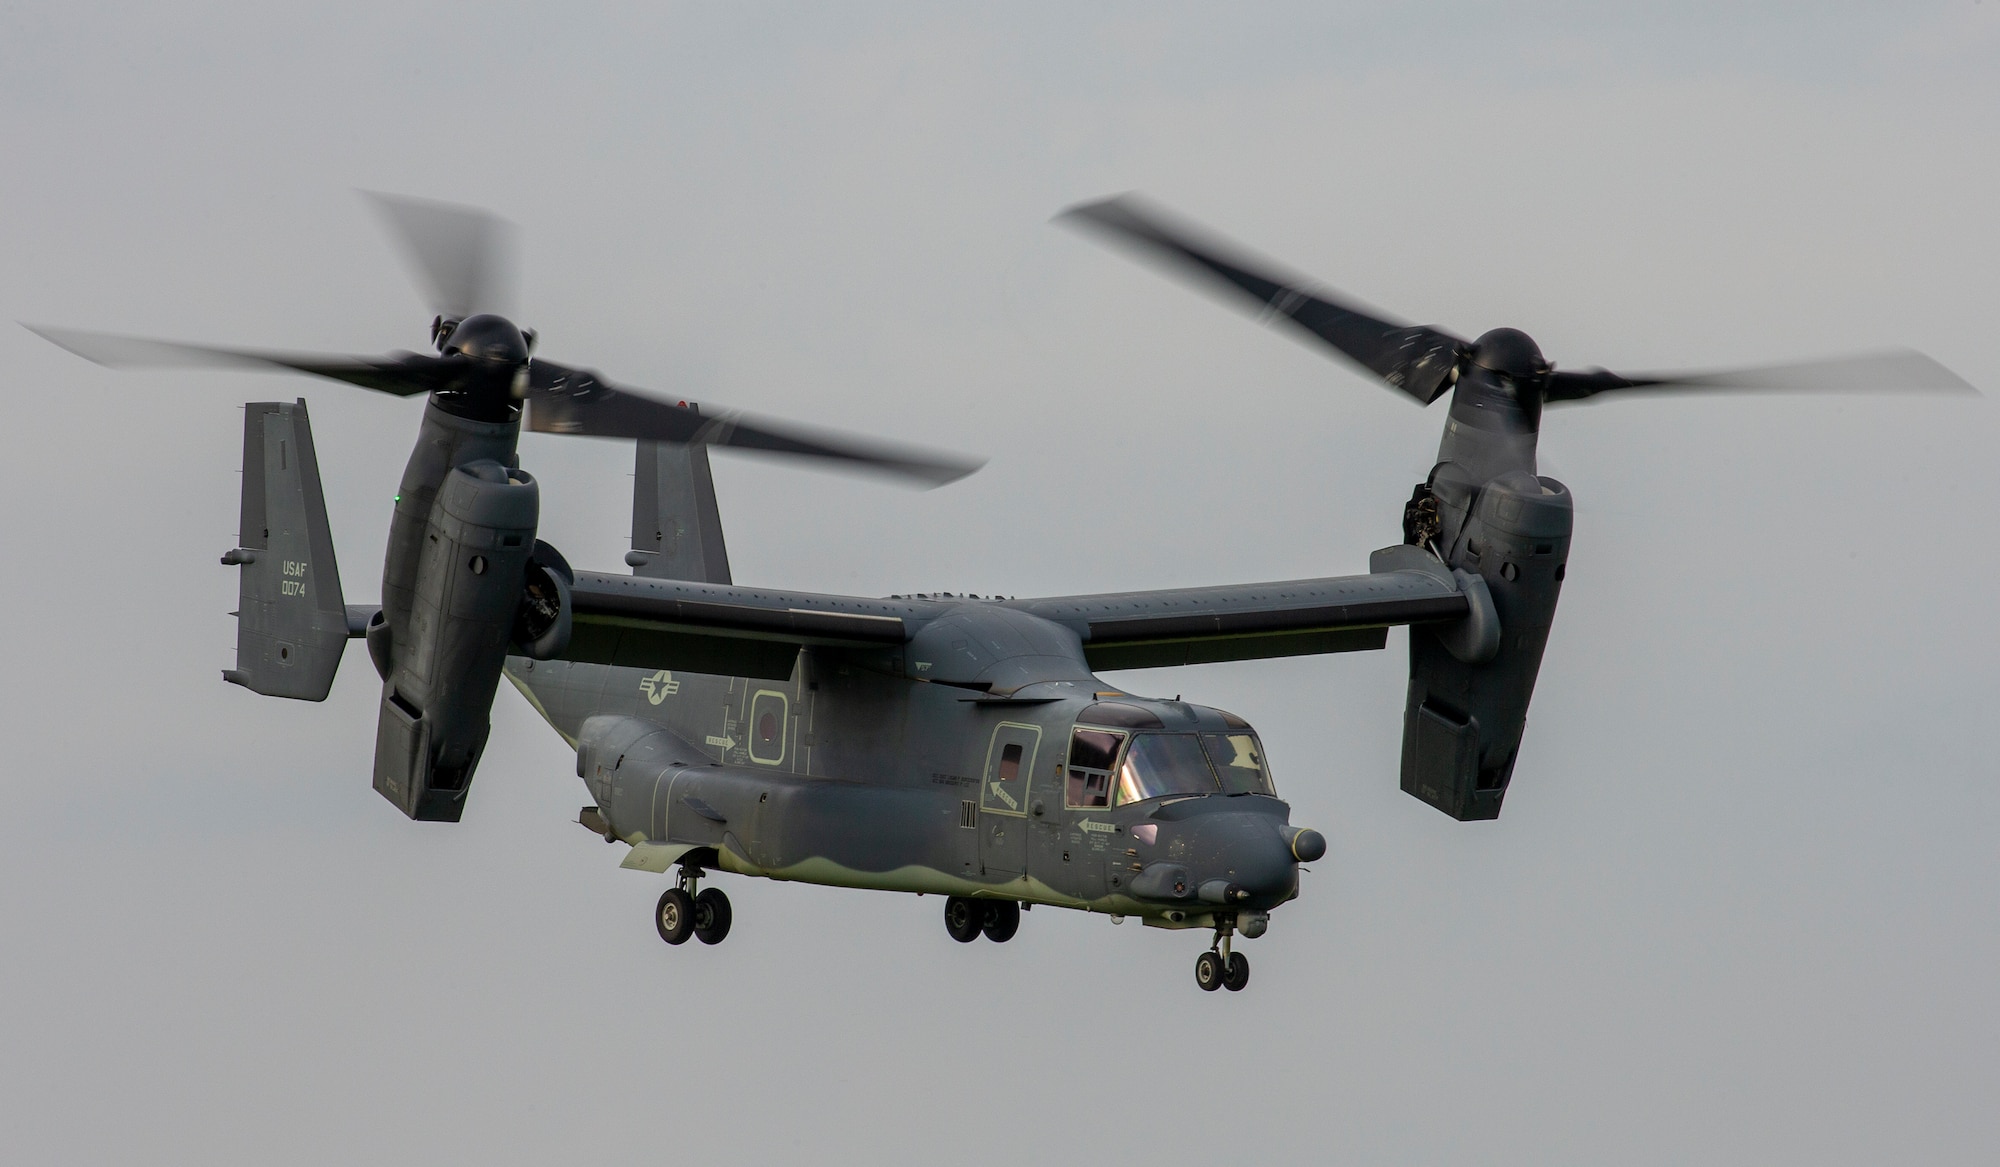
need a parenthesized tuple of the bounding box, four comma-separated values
(1202, 732, 1274, 795)
(1113, 733, 1221, 806)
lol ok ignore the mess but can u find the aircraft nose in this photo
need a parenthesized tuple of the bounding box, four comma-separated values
(1126, 804, 1320, 910)
(1202, 812, 1308, 903)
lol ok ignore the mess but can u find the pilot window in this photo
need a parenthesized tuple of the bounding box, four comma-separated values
(1202, 733, 1274, 795)
(997, 742, 1023, 783)
(1113, 733, 1221, 806)
(1066, 728, 1126, 808)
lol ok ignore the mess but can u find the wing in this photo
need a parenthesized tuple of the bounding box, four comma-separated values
(554, 572, 919, 679)
(531, 549, 1472, 680)
(1009, 547, 1471, 670)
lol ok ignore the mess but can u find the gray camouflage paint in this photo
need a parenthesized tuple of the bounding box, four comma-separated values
(218, 379, 1550, 947)
(506, 635, 1307, 929)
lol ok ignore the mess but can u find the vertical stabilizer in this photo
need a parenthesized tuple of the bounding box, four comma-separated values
(222, 399, 352, 700)
(627, 436, 731, 584)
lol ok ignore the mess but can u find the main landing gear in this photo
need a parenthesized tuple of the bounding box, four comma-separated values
(1195, 915, 1250, 992)
(944, 896, 1020, 943)
(656, 866, 732, 947)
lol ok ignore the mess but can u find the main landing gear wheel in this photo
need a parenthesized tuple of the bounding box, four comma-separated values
(1194, 950, 1226, 991)
(981, 901, 1021, 943)
(1224, 951, 1250, 992)
(943, 896, 982, 943)
(693, 887, 733, 945)
(656, 888, 695, 945)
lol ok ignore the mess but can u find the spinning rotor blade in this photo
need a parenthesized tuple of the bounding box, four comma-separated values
(28, 326, 980, 486)
(527, 360, 983, 488)
(361, 191, 517, 320)
(1058, 193, 1467, 404)
(1546, 350, 1976, 404)
(26, 324, 455, 396)
(33, 194, 985, 491)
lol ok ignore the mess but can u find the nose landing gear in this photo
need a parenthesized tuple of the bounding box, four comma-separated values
(655, 866, 732, 947)
(1195, 915, 1250, 992)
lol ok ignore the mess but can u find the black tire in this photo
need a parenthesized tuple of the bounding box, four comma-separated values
(693, 887, 733, 945)
(943, 896, 981, 943)
(1224, 951, 1250, 992)
(1194, 950, 1225, 991)
(656, 888, 694, 945)
(981, 901, 1021, 943)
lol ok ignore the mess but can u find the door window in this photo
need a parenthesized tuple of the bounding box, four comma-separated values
(997, 743, 1023, 783)
(748, 690, 788, 766)
(981, 723, 1040, 816)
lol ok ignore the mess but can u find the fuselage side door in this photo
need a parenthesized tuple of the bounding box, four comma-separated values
(978, 721, 1040, 879)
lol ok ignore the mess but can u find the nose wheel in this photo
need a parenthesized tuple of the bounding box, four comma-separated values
(1223, 951, 1249, 990)
(1195, 916, 1251, 992)
(1195, 949, 1225, 990)
(656, 866, 732, 947)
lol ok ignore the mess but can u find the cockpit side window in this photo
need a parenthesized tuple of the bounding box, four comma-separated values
(1066, 728, 1125, 808)
(1113, 733, 1221, 806)
(1203, 733, 1274, 795)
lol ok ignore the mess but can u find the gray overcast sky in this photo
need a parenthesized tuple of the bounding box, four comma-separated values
(4, 4, 1998, 1164)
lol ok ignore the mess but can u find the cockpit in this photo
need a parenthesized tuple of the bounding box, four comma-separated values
(1064, 701, 1275, 809)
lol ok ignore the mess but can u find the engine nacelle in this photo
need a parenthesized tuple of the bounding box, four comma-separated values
(1399, 467, 1572, 820)
(372, 460, 539, 821)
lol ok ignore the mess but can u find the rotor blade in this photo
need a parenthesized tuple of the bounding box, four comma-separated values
(1056, 193, 1467, 404)
(1545, 349, 1978, 405)
(27, 324, 456, 397)
(360, 191, 517, 320)
(526, 360, 983, 488)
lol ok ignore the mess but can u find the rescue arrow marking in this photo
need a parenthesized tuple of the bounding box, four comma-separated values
(1076, 818, 1115, 834)
(706, 735, 736, 750)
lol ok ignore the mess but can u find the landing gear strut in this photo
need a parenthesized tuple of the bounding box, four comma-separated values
(657, 865, 731, 947)
(1195, 915, 1249, 992)
(945, 896, 1020, 943)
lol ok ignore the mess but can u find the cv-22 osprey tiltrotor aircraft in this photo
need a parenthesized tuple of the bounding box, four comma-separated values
(33, 194, 1973, 991)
